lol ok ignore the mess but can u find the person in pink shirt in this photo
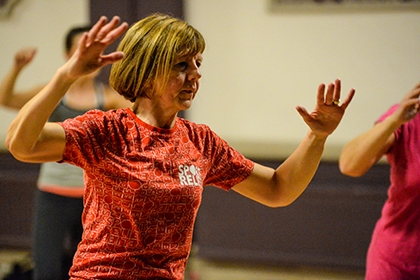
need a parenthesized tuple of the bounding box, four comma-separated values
(340, 84, 420, 279)
(6, 13, 355, 279)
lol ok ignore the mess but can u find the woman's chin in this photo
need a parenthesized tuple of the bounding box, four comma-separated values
(178, 99, 193, 110)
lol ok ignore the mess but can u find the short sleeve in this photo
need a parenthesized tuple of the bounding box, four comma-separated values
(202, 129, 254, 190)
(58, 109, 107, 169)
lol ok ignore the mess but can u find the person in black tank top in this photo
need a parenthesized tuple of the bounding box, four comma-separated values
(0, 25, 131, 280)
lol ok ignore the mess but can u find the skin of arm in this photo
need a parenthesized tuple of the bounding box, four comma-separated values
(6, 71, 72, 162)
(6, 16, 353, 209)
(233, 80, 355, 207)
(104, 86, 132, 109)
(0, 48, 45, 109)
(339, 120, 396, 177)
(233, 131, 326, 208)
(339, 83, 420, 177)
(5, 16, 129, 163)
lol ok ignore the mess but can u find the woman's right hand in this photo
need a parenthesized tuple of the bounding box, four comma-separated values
(14, 48, 37, 71)
(390, 83, 420, 125)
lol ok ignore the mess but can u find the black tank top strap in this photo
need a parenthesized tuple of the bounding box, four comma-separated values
(50, 81, 107, 122)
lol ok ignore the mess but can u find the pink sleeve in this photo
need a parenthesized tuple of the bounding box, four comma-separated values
(376, 104, 399, 123)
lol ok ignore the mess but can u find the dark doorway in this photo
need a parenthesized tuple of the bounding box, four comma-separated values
(89, 0, 184, 88)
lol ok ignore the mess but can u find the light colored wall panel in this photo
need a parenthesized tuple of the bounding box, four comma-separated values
(185, 0, 420, 159)
(0, 0, 88, 150)
(1, 1, 419, 161)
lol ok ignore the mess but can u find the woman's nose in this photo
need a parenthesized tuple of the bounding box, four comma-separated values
(188, 66, 202, 81)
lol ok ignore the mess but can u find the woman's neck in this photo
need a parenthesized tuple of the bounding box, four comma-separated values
(133, 98, 177, 129)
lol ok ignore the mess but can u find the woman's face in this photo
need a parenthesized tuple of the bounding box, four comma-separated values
(66, 33, 83, 58)
(157, 53, 203, 112)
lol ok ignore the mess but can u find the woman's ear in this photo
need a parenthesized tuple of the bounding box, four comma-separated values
(143, 82, 154, 99)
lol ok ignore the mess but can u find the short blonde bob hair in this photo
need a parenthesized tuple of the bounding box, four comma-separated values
(110, 13, 206, 102)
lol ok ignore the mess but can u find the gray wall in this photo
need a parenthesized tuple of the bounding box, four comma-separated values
(0, 0, 88, 150)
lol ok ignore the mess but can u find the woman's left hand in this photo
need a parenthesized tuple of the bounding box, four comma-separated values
(295, 79, 355, 138)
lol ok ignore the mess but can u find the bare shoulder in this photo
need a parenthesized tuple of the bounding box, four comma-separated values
(103, 85, 132, 109)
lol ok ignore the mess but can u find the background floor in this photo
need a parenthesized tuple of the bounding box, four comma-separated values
(186, 258, 365, 280)
(0, 249, 365, 280)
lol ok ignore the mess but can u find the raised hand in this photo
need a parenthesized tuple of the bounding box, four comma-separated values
(64, 16, 128, 80)
(295, 79, 355, 138)
(14, 48, 37, 71)
(390, 82, 420, 123)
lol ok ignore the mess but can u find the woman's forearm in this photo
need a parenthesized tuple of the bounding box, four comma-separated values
(274, 131, 326, 205)
(0, 66, 21, 106)
(339, 119, 397, 177)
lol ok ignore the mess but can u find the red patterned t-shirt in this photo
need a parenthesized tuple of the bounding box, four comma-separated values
(59, 108, 254, 279)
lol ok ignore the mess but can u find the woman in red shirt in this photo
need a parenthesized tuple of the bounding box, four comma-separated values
(6, 13, 354, 279)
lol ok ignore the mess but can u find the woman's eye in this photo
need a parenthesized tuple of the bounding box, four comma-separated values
(175, 62, 188, 70)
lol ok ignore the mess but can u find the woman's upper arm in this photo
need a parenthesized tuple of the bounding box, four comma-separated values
(231, 163, 281, 207)
(11, 122, 67, 163)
